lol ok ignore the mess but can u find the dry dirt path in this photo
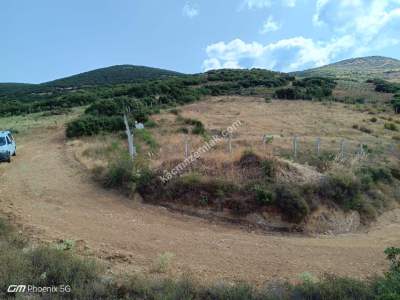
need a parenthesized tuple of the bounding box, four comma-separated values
(1, 127, 400, 285)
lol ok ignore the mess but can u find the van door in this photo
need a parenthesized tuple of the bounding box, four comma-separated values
(7, 133, 15, 152)
(6, 136, 15, 154)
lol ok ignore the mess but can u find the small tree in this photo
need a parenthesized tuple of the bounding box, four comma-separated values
(392, 96, 400, 114)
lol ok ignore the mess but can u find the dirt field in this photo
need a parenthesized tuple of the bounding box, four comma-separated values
(149, 97, 399, 167)
(1, 100, 400, 285)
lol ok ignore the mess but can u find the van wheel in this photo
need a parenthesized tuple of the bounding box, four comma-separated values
(13, 150, 16, 157)
(7, 157, 11, 163)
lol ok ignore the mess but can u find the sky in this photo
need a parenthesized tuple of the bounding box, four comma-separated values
(1, 0, 400, 83)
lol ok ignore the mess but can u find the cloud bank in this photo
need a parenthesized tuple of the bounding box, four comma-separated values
(204, 0, 400, 71)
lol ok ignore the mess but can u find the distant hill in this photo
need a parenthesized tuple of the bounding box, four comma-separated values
(294, 56, 400, 81)
(0, 65, 183, 100)
(43, 65, 183, 87)
(0, 83, 38, 95)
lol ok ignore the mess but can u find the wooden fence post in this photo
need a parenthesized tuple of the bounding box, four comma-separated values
(293, 136, 298, 160)
(316, 137, 321, 156)
(124, 112, 136, 159)
(228, 133, 232, 154)
(340, 139, 346, 158)
(184, 136, 190, 159)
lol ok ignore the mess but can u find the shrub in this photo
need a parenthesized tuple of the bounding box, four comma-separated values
(192, 122, 206, 135)
(144, 119, 158, 128)
(320, 174, 362, 210)
(359, 126, 373, 134)
(384, 122, 398, 131)
(253, 185, 274, 206)
(135, 129, 159, 151)
(294, 274, 374, 300)
(370, 117, 378, 123)
(29, 247, 99, 289)
(261, 158, 277, 180)
(359, 166, 393, 184)
(274, 185, 310, 223)
(103, 154, 135, 189)
(66, 115, 125, 138)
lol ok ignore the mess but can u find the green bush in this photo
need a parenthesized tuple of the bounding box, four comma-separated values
(370, 117, 378, 123)
(103, 154, 135, 189)
(320, 174, 362, 210)
(66, 115, 125, 138)
(384, 123, 398, 131)
(144, 119, 158, 128)
(358, 166, 393, 184)
(253, 185, 274, 206)
(192, 122, 206, 135)
(274, 185, 310, 223)
(261, 159, 277, 180)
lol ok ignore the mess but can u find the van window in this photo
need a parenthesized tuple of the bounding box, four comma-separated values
(0, 137, 6, 146)
(6, 137, 11, 144)
(7, 133, 13, 141)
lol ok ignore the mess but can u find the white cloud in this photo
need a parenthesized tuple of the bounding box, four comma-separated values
(260, 16, 281, 34)
(202, 36, 356, 72)
(182, 2, 199, 18)
(204, 0, 400, 72)
(242, 0, 296, 9)
(313, 0, 400, 42)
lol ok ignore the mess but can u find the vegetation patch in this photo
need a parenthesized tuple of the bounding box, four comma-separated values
(1, 215, 400, 299)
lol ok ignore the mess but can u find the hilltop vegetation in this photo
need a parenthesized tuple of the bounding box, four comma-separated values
(294, 56, 400, 82)
(367, 78, 400, 113)
(45, 65, 183, 87)
(0, 65, 182, 103)
(66, 70, 338, 137)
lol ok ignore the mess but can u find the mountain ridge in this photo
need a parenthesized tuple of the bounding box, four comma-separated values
(294, 56, 400, 81)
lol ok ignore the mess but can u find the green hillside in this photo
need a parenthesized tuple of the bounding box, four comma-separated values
(0, 83, 39, 96)
(294, 56, 400, 81)
(43, 65, 183, 87)
(0, 65, 181, 95)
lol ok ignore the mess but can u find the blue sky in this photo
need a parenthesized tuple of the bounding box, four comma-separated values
(1, 0, 400, 83)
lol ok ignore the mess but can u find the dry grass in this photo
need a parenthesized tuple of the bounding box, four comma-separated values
(149, 96, 399, 166)
(73, 96, 400, 181)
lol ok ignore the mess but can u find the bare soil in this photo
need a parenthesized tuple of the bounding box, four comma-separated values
(1, 124, 400, 285)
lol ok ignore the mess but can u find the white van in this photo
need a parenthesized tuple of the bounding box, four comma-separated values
(0, 131, 16, 163)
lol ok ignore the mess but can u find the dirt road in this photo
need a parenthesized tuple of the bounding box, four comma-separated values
(1, 126, 399, 285)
